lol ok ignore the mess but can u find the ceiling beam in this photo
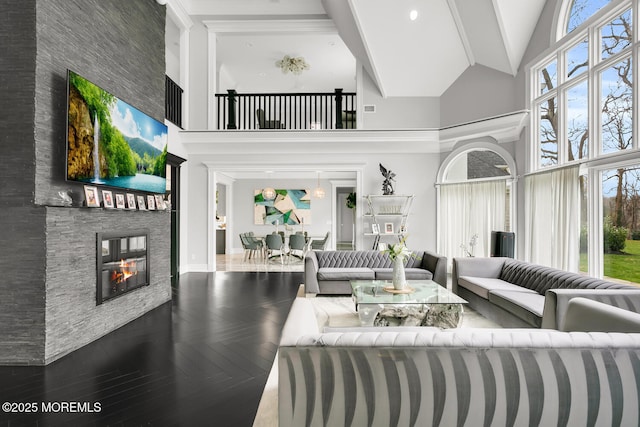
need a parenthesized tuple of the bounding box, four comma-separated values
(346, 0, 387, 98)
(446, 0, 475, 67)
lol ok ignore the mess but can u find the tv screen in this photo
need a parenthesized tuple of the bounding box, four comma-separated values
(66, 70, 168, 194)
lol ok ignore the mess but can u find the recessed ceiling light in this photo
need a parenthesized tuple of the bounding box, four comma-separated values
(258, 72, 266, 77)
(410, 10, 418, 21)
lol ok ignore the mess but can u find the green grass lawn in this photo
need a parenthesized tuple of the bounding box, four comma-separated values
(580, 239, 640, 285)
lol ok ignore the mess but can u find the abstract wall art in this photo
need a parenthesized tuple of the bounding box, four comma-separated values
(254, 189, 311, 225)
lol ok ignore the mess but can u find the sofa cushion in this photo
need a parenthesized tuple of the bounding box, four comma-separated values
(317, 267, 375, 281)
(498, 258, 636, 295)
(488, 290, 545, 327)
(316, 250, 424, 269)
(317, 251, 391, 268)
(458, 276, 537, 300)
(373, 268, 432, 281)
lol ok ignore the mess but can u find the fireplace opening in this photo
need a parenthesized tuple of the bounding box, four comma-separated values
(97, 231, 150, 305)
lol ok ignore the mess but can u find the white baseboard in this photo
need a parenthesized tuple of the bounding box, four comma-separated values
(181, 264, 211, 273)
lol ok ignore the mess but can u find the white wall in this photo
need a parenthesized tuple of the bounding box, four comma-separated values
(230, 178, 333, 252)
(187, 22, 210, 129)
(439, 64, 518, 127)
(361, 71, 441, 129)
(165, 17, 181, 84)
(181, 151, 440, 271)
(183, 160, 209, 271)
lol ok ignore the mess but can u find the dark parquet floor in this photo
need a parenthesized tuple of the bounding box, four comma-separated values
(0, 271, 302, 427)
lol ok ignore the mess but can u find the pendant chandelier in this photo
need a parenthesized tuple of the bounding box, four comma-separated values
(262, 187, 276, 200)
(275, 55, 310, 75)
(313, 172, 325, 199)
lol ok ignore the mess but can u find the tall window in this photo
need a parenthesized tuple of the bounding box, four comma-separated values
(534, 1, 632, 170)
(602, 166, 640, 284)
(530, 0, 639, 285)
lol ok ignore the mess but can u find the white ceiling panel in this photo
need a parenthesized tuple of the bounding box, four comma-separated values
(171, 0, 546, 98)
(494, 0, 547, 74)
(350, 0, 470, 96)
(216, 32, 356, 93)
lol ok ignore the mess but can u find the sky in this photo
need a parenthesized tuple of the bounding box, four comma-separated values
(110, 99, 168, 152)
(567, 0, 611, 33)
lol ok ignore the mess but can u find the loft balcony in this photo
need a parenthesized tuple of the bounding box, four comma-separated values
(166, 76, 529, 155)
(214, 89, 356, 131)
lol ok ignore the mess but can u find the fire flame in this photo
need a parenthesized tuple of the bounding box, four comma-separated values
(110, 259, 137, 284)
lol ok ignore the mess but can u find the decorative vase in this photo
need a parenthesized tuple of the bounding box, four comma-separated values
(392, 258, 406, 290)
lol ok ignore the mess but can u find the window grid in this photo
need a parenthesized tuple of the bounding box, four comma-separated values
(531, 0, 637, 172)
(530, 0, 640, 282)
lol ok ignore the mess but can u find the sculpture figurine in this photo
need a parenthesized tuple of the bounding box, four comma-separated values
(379, 163, 396, 195)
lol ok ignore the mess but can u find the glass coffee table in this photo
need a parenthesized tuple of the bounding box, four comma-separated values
(350, 280, 468, 328)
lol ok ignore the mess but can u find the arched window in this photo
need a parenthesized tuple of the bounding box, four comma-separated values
(437, 142, 516, 266)
(565, 0, 611, 34)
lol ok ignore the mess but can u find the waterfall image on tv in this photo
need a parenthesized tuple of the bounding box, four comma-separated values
(66, 70, 168, 194)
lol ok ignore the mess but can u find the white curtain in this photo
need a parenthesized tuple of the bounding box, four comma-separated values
(524, 166, 580, 271)
(440, 180, 507, 269)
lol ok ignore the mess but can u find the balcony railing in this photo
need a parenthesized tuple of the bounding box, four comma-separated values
(165, 75, 183, 128)
(215, 89, 356, 130)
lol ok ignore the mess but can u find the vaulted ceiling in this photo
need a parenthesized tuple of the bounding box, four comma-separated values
(174, 0, 547, 97)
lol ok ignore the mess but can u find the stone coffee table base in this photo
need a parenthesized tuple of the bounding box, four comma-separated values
(371, 303, 463, 328)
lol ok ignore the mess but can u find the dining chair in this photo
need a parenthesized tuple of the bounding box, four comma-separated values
(311, 232, 330, 250)
(288, 233, 307, 261)
(246, 233, 264, 260)
(265, 233, 285, 264)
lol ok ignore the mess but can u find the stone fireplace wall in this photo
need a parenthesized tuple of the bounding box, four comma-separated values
(45, 208, 170, 363)
(0, 0, 169, 365)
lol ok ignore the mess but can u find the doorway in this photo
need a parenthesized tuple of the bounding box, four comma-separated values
(336, 187, 356, 250)
(166, 153, 186, 282)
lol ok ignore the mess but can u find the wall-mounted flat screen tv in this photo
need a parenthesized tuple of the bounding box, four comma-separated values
(66, 70, 168, 194)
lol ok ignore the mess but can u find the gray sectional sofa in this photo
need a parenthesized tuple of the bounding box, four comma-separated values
(278, 296, 640, 426)
(452, 256, 640, 329)
(304, 250, 447, 295)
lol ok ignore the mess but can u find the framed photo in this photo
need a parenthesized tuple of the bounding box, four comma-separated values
(137, 195, 147, 210)
(384, 222, 394, 234)
(84, 185, 100, 207)
(126, 193, 137, 210)
(147, 195, 156, 210)
(115, 194, 126, 209)
(154, 194, 166, 210)
(371, 223, 380, 234)
(102, 190, 114, 209)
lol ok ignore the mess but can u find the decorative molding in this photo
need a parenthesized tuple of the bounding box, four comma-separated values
(203, 162, 365, 173)
(436, 140, 518, 184)
(438, 110, 529, 151)
(203, 19, 337, 35)
(167, 0, 193, 30)
(181, 110, 529, 155)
